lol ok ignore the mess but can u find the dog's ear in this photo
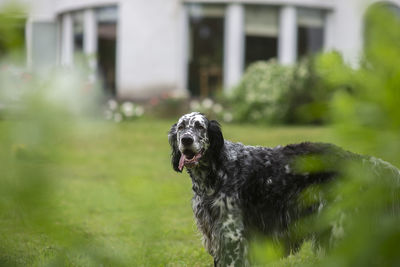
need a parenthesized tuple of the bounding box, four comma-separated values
(168, 123, 182, 173)
(208, 120, 224, 157)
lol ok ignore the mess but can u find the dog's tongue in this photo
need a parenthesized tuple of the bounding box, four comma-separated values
(179, 154, 186, 171)
(178, 152, 202, 171)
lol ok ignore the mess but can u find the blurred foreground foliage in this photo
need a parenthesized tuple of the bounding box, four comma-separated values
(0, 59, 121, 265)
(314, 6, 400, 265)
(0, 2, 127, 264)
(251, 4, 400, 267)
(0, 1, 26, 59)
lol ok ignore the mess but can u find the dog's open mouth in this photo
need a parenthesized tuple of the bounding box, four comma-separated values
(179, 149, 203, 171)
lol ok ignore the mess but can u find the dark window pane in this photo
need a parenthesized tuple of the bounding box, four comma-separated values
(73, 12, 83, 52)
(244, 5, 279, 67)
(187, 4, 225, 97)
(297, 8, 325, 59)
(245, 36, 277, 67)
(297, 26, 323, 58)
(97, 6, 118, 96)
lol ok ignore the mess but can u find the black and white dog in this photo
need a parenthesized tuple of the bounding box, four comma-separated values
(168, 112, 399, 266)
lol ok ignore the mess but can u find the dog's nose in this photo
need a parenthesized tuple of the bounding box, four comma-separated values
(181, 136, 193, 146)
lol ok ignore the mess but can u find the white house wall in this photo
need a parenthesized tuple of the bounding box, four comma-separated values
(326, 0, 363, 65)
(117, 0, 184, 99)
(325, 0, 400, 66)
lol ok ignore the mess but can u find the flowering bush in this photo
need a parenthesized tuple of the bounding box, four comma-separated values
(228, 58, 335, 125)
(228, 60, 293, 124)
(281, 57, 336, 124)
(104, 99, 144, 123)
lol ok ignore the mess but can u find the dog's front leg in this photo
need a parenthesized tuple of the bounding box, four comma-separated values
(213, 212, 249, 267)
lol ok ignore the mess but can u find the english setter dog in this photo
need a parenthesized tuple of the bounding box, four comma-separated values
(168, 112, 400, 266)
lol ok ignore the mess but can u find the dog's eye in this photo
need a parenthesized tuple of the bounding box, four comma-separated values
(178, 124, 185, 130)
(195, 122, 204, 130)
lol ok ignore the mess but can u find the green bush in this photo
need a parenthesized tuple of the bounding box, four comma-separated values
(229, 60, 293, 124)
(283, 57, 337, 124)
(229, 58, 336, 125)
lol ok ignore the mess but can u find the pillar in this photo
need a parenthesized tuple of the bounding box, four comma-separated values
(84, 9, 97, 82)
(278, 5, 297, 65)
(61, 13, 73, 66)
(223, 3, 245, 91)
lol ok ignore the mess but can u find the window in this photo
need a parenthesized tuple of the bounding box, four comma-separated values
(244, 5, 279, 68)
(297, 8, 324, 58)
(96, 6, 118, 96)
(187, 4, 225, 97)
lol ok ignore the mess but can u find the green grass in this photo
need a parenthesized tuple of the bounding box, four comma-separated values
(0, 118, 333, 266)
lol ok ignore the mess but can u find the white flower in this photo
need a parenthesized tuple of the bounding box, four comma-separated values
(113, 112, 122, 123)
(121, 102, 134, 117)
(108, 99, 118, 111)
(190, 100, 200, 111)
(202, 98, 213, 109)
(223, 112, 233, 123)
(213, 104, 223, 114)
(135, 106, 144, 116)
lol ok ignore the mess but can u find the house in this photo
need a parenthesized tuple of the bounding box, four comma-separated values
(5, 0, 400, 99)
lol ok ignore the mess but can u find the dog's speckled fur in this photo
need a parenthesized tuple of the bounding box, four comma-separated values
(168, 112, 400, 266)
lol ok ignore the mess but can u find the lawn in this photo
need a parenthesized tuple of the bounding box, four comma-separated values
(0, 118, 333, 266)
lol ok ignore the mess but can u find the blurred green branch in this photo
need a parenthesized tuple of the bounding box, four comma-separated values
(0, 1, 26, 58)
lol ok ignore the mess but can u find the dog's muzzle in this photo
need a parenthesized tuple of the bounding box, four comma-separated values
(179, 145, 204, 171)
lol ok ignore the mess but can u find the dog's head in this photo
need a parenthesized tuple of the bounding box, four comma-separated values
(168, 112, 224, 172)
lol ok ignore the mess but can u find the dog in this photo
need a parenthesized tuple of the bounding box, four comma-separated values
(168, 112, 400, 266)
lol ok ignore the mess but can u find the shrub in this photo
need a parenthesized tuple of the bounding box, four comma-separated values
(229, 60, 293, 124)
(228, 57, 337, 125)
(281, 57, 336, 124)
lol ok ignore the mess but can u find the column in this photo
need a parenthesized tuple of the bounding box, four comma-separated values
(84, 9, 97, 82)
(223, 3, 245, 91)
(26, 19, 33, 69)
(278, 5, 297, 65)
(84, 9, 97, 56)
(61, 13, 73, 66)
